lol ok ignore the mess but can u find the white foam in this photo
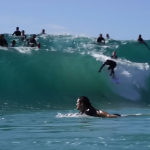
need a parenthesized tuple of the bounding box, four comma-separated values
(89, 52, 150, 100)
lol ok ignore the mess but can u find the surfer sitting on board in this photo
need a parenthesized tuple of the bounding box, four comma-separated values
(97, 34, 105, 44)
(98, 60, 117, 78)
(76, 96, 121, 118)
(138, 34, 150, 50)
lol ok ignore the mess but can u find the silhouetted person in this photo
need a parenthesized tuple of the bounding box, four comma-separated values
(28, 34, 37, 47)
(10, 40, 16, 47)
(0, 34, 8, 47)
(111, 51, 118, 59)
(97, 34, 105, 44)
(12, 27, 21, 36)
(138, 34, 150, 50)
(106, 34, 110, 39)
(21, 30, 26, 40)
(99, 60, 117, 78)
(41, 29, 46, 34)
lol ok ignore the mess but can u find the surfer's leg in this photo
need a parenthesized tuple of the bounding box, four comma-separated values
(110, 68, 115, 77)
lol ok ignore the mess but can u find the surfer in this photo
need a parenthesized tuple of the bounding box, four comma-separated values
(21, 30, 26, 40)
(0, 34, 8, 47)
(28, 34, 38, 47)
(98, 60, 117, 77)
(138, 34, 150, 50)
(41, 29, 46, 34)
(106, 34, 110, 39)
(10, 40, 16, 47)
(111, 51, 118, 59)
(97, 34, 105, 44)
(76, 96, 121, 118)
(12, 27, 21, 36)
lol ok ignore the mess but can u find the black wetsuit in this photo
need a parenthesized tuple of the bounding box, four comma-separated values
(97, 37, 105, 43)
(82, 106, 121, 117)
(99, 60, 117, 76)
(106, 60, 116, 69)
(82, 106, 98, 117)
(29, 38, 37, 47)
(138, 37, 144, 42)
(0, 39, 8, 47)
(13, 31, 21, 36)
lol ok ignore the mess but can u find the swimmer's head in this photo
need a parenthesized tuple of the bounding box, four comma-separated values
(76, 96, 91, 111)
(22, 30, 25, 33)
(106, 34, 109, 38)
(16, 27, 19, 30)
(139, 34, 141, 37)
(12, 40, 16, 46)
(99, 34, 102, 37)
(12, 40, 16, 44)
(42, 29, 45, 33)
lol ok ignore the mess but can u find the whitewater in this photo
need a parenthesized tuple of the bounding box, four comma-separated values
(1, 34, 150, 150)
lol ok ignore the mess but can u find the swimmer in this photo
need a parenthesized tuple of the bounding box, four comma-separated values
(97, 34, 105, 43)
(41, 29, 46, 34)
(76, 96, 121, 118)
(106, 34, 110, 39)
(138, 34, 150, 50)
(12, 27, 21, 36)
(21, 30, 26, 40)
(98, 59, 117, 78)
(28, 34, 38, 47)
(0, 34, 8, 47)
(10, 40, 16, 47)
(111, 51, 118, 59)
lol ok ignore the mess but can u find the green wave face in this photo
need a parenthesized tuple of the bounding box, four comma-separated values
(0, 34, 150, 109)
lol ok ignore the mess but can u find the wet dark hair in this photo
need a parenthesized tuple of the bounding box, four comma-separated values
(78, 96, 91, 108)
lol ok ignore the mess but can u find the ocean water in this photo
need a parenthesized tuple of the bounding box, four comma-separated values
(0, 34, 150, 150)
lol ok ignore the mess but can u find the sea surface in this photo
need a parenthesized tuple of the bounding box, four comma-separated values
(0, 34, 150, 150)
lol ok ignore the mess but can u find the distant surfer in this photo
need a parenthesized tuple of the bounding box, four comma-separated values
(28, 34, 38, 47)
(76, 96, 121, 118)
(12, 27, 21, 36)
(0, 34, 8, 47)
(10, 40, 16, 47)
(27, 34, 41, 48)
(21, 30, 26, 41)
(138, 34, 150, 50)
(41, 29, 46, 34)
(97, 34, 105, 44)
(106, 34, 110, 39)
(98, 60, 117, 78)
(111, 51, 118, 59)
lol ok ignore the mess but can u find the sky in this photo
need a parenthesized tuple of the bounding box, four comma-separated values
(0, 0, 150, 40)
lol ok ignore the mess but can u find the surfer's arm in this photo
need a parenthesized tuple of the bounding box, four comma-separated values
(98, 63, 105, 73)
(97, 110, 120, 118)
(103, 38, 105, 44)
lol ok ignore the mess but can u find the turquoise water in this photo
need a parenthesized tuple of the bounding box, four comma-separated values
(0, 34, 150, 149)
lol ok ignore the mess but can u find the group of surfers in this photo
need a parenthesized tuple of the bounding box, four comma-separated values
(0, 27, 46, 48)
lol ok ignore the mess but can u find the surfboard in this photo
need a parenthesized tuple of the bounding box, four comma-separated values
(112, 76, 119, 84)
